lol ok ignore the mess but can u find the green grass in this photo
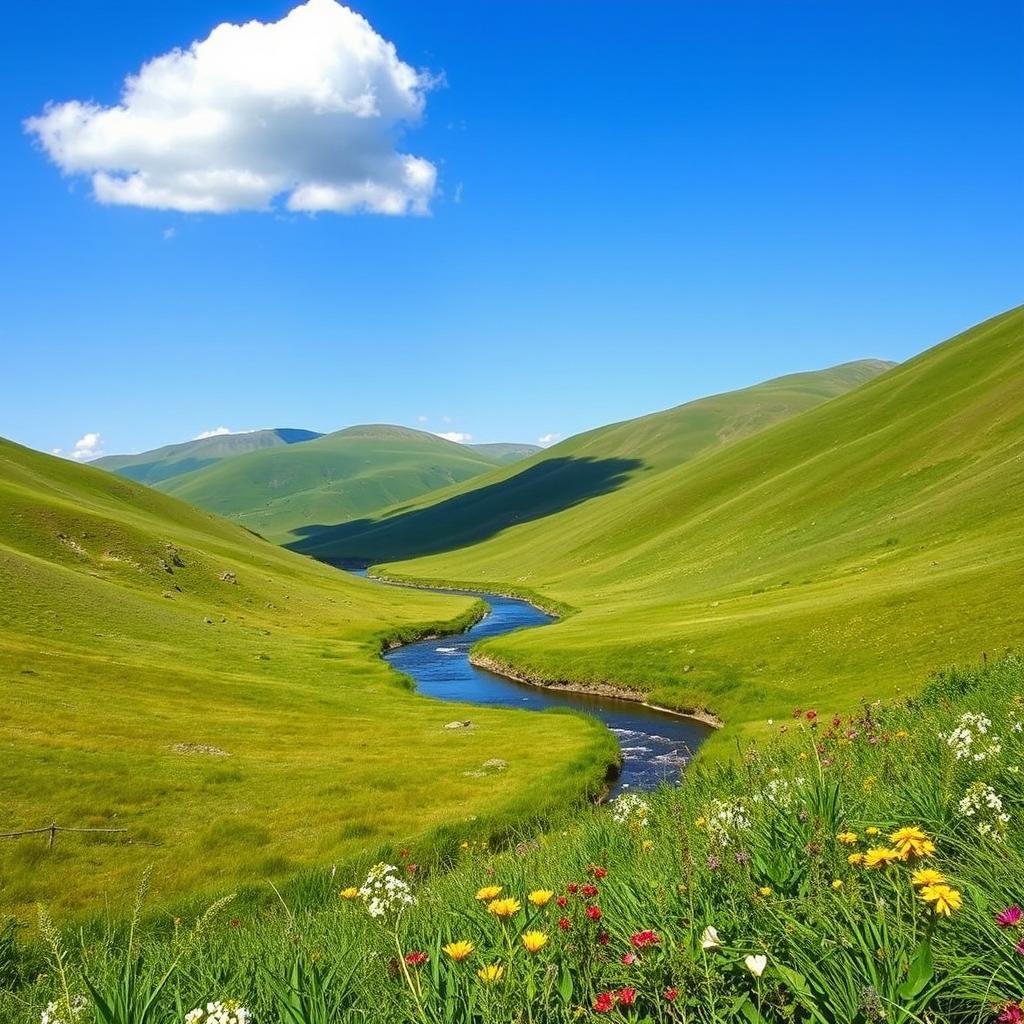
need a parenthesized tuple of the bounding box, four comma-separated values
(0, 438, 615, 919)
(5, 654, 1023, 1023)
(155, 426, 505, 544)
(305, 309, 1024, 757)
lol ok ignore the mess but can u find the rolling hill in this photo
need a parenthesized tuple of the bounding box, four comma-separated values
(0, 439, 611, 917)
(153, 425, 506, 543)
(467, 442, 543, 463)
(309, 308, 1024, 753)
(291, 358, 895, 562)
(92, 427, 322, 485)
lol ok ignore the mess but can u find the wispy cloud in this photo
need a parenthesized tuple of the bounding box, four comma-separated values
(435, 431, 472, 443)
(537, 432, 562, 447)
(26, 0, 438, 216)
(193, 426, 233, 440)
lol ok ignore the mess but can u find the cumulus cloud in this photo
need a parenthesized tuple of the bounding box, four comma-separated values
(435, 431, 472, 443)
(25, 0, 438, 215)
(68, 432, 104, 461)
(193, 426, 233, 439)
(537, 433, 562, 447)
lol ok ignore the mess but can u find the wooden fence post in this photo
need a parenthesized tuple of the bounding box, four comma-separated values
(48, 821, 57, 849)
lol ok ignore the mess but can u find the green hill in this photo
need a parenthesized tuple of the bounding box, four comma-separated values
(93, 428, 321, 485)
(312, 309, 1024, 753)
(0, 439, 611, 917)
(467, 442, 543, 463)
(292, 359, 894, 562)
(154, 425, 504, 543)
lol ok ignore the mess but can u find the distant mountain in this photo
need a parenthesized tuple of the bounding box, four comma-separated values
(468, 443, 543, 463)
(156, 424, 503, 542)
(93, 428, 321, 485)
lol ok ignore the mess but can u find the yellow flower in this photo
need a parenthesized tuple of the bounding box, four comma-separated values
(528, 889, 554, 907)
(863, 777, 878, 794)
(911, 868, 946, 888)
(758, 886, 773, 897)
(831, 879, 844, 890)
(894, 730, 909, 739)
(487, 897, 522, 918)
(460, 841, 470, 850)
(848, 852, 865, 866)
(865, 826, 880, 835)
(476, 885, 503, 901)
(477, 964, 504, 984)
(443, 940, 475, 961)
(919, 883, 963, 916)
(836, 831, 859, 845)
(889, 826, 936, 860)
(798, 752, 808, 761)
(521, 930, 548, 953)
(339, 887, 359, 900)
(863, 847, 901, 869)
(694, 816, 707, 829)
(641, 839, 654, 852)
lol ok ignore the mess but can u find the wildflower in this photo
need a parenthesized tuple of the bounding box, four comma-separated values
(837, 832, 859, 845)
(694, 816, 707, 828)
(556, 895, 568, 908)
(996, 906, 1023, 928)
(622, 952, 637, 965)
(521, 930, 548, 953)
(641, 839, 654, 852)
(611, 792, 651, 827)
(40, 996, 87, 1024)
(806, 709, 817, 721)
(707, 854, 721, 870)
(831, 880, 844, 890)
(863, 778, 878, 794)
(865, 825, 880, 835)
(1017, 938, 1024, 957)
(558, 917, 571, 931)
(589, 865, 609, 878)
(630, 929, 661, 948)
(460, 840, 469, 850)
(567, 882, 579, 894)
(911, 868, 946, 887)
(598, 931, 610, 945)
(863, 847, 901, 869)
(959, 782, 1011, 840)
(404, 951, 428, 966)
(339, 887, 359, 900)
(443, 940, 474, 961)
(477, 964, 504, 984)
(618, 987, 637, 1007)
(745, 954, 768, 977)
(889, 825, 936, 860)
(593, 992, 615, 1013)
(701, 925, 722, 950)
(998, 1004, 1024, 1024)
(528, 889, 554, 907)
(358, 863, 416, 919)
(586, 905, 602, 921)
(894, 729, 909, 739)
(581, 883, 599, 898)
(476, 885, 502, 901)
(758, 886, 773, 897)
(487, 897, 521, 918)
(848, 852, 865, 866)
(664, 988, 679, 1001)
(919, 883, 963, 915)
(184, 1003, 250, 1024)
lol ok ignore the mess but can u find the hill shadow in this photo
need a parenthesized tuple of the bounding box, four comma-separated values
(286, 455, 644, 564)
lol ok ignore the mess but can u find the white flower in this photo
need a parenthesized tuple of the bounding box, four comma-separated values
(942, 713, 1001, 761)
(357, 862, 415, 918)
(704, 797, 752, 846)
(958, 782, 1010, 841)
(745, 953, 768, 977)
(701, 925, 722, 950)
(41, 996, 87, 1024)
(184, 1000, 250, 1024)
(610, 792, 651, 828)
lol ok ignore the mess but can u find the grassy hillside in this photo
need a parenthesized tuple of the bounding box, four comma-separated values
(333, 309, 1022, 753)
(467, 442, 543, 463)
(93, 428, 321, 485)
(0, 439, 613, 918)
(156, 426, 503, 544)
(292, 359, 893, 563)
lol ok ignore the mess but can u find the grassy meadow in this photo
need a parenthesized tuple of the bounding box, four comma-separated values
(4, 654, 1022, 1023)
(337, 308, 1024, 756)
(0, 438, 614, 919)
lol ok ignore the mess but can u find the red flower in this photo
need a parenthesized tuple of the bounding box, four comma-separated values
(996, 906, 1023, 928)
(664, 988, 679, 1002)
(406, 863, 418, 875)
(593, 867, 608, 879)
(618, 987, 637, 1007)
(621, 952, 637, 965)
(404, 951, 428, 966)
(999, 1005, 1024, 1024)
(630, 929, 661, 949)
(567, 882, 579, 894)
(586, 905, 602, 921)
(597, 931, 610, 945)
(593, 992, 615, 1013)
(806, 709, 817, 721)
(582, 884, 599, 898)
(558, 917, 571, 931)
(556, 895, 568, 908)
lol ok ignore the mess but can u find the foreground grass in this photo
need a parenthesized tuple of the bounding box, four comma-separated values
(0, 439, 613, 919)
(4, 654, 1023, 1023)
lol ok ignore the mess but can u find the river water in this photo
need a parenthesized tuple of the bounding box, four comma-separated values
(358, 572, 710, 793)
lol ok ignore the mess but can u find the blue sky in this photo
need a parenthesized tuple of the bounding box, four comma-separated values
(2, 1, 1021, 459)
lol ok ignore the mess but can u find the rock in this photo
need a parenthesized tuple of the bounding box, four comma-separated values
(219, 570, 237, 584)
(203, 616, 213, 625)
(172, 742, 230, 757)
(444, 720, 473, 730)
(482, 759, 508, 770)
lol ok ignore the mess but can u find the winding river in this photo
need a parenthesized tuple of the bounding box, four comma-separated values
(358, 571, 710, 793)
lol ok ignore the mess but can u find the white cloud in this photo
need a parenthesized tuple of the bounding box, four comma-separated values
(193, 426, 233, 439)
(162, 226, 176, 240)
(435, 431, 472, 443)
(537, 433, 562, 447)
(69, 432, 104, 461)
(26, 0, 438, 216)
(416, 415, 429, 423)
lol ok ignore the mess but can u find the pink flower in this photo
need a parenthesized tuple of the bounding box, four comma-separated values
(618, 987, 637, 1007)
(621, 952, 637, 965)
(997, 906, 1023, 928)
(998, 1004, 1024, 1024)
(1016, 938, 1024, 957)
(593, 992, 615, 1013)
(630, 929, 661, 948)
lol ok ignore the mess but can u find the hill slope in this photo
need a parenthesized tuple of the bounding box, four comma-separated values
(93, 428, 322, 485)
(468, 442, 543, 463)
(0, 440, 610, 916)
(292, 359, 894, 562)
(156, 425, 503, 543)
(332, 309, 1023, 752)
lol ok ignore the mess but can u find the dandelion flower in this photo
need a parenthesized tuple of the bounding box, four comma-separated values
(641, 839, 654, 852)
(919, 883, 963, 915)
(758, 886, 773, 897)
(339, 887, 358, 900)
(487, 897, 521, 918)
(848, 852, 865, 866)
(911, 868, 946, 888)
(831, 879, 844, 890)
(837, 832, 859, 845)
(443, 940, 474, 961)
(477, 964, 504, 984)
(865, 825, 880, 835)
(522, 930, 548, 953)
(528, 889, 554, 907)
(476, 885, 502, 901)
